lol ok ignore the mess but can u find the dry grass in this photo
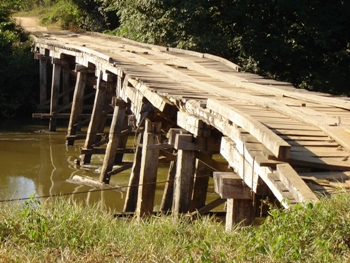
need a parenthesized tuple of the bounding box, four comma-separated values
(1, 192, 350, 262)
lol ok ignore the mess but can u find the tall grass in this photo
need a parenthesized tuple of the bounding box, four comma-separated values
(1, 192, 350, 262)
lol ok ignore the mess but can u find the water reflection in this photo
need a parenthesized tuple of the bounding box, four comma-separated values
(0, 120, 129, 211)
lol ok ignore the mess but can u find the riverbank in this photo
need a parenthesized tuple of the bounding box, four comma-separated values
(1, 192, 350, 262)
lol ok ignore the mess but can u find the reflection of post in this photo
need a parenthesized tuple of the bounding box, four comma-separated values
(81, 70, 106, 164)
(36, 134, 52, 197)
(66, 64, 87, 145)
(136, 120, 161, 219)
(99, 98, 127, 184)
(49, 58, 61, 132)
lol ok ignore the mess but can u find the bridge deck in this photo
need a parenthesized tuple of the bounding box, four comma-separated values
(31, 30, 350, 224)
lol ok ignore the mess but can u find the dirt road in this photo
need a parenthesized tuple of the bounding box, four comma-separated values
(13, 17, 48, 32)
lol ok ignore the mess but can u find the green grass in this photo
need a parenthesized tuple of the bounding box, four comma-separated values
(1, 192, 350, 262)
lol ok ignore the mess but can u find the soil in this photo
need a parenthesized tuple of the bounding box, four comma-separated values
(13, 16, 48, 32)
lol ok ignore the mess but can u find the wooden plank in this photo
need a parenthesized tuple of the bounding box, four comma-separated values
(276, 164, 319, 203)
(207, 99, 291, 159)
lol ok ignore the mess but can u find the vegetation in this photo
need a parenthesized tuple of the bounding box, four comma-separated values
(0, 1, 39, 119)
(104, 0, 350, 95)
(1, 192, 350, 262)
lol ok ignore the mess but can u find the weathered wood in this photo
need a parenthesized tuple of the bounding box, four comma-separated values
(62, 67, 70, 106)
(226, 198, 255, 231)
(207, 99, 291, 159)
(190, 197, 226, 217)
(213, 172, 253, 200)
(173, 134, 196, 214)
(39, 55, 48, 104)
(160, 157, 177, 213)
(276, 164, 319, 203)
(136, 120, 162, 218)
(99, 100, 128, 184)
(189, 158, 211, 212)
(124, 133, 143, 212)
(49, 59, 61, 131)
(81, 70, 108, 164)
(66, 65, 87, 145)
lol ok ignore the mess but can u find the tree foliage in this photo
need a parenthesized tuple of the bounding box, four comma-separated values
(104, 0, 350, 95)
(0, 5, 39, 119)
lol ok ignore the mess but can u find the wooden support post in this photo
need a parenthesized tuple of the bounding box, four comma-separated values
(173, 134, 196, 215)
(49, 58, 61, 131)
(39, 55, 48, 105)
(190, 159, 211, 212)
(136, 120, 161, 219)
(81, 70, 107, 164)
(213, 172, 255, 230)
(124, 133, 142, 212)
(62, 66, 70, 106)
(99, 99, 127, 184)
(66, 65, 87, 146)
(160, 157, 177, 213)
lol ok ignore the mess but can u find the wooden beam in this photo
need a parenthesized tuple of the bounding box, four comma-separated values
(213, 172, 253, 200)
(207, 99, 291, 159)
(276, 164, 319, 203)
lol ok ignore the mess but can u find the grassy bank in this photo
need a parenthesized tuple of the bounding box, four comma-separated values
(1, 193, 350, 262)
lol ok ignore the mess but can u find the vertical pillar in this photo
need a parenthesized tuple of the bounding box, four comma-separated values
(173, 134, 196, 215)
(62, 67, 70, 106)
(99, 99, 127, 184)
(39, 55, 48, 105)
(160, 158, 177, 213)
(213, 172, 255, 231)
(66, 64, 87, 145)
(189, 159, 211, 212)
(81, 70, 107, 164)
(226, 199, 255, 231)
(49, 58, 61, 132)
(136, 120, 161, 219)
(123, 133, 142, 212)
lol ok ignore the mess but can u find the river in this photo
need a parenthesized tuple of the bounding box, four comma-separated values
(0, 119, 172, 212)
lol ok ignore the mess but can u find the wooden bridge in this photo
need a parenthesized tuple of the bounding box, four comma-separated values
(31, 30, 350, 230)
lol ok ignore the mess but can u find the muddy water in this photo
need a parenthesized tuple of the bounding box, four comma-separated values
(0, 120, 168, 211)
(0, 120, 219, 212)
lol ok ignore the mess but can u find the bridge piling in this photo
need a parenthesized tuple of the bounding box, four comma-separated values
(66, 64, 87, 146)
(123, 133, 142, 213)
(49, 58, 61, 131)
(99, 99, 128, 184)
(81, 70, 108, 164)
(136, 120, 162, 219)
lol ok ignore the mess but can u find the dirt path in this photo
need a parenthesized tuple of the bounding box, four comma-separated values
(14, 17, 48, 32)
